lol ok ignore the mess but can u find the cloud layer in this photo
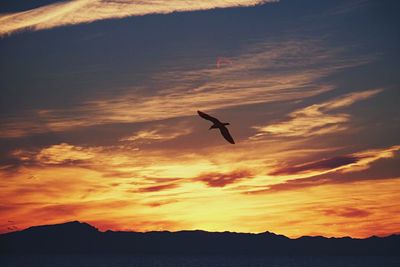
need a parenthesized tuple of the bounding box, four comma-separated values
(0, 40, 363, 138)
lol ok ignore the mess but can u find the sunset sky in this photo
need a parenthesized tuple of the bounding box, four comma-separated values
(1, 0, 399, 238)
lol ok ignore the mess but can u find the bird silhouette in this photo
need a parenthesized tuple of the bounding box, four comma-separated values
(197, 110, 235, 144)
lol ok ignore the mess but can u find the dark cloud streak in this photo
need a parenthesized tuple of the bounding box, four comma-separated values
(270, 156, 360, 175)
(196, 170, 253, 187)
(137, 183, 178, 193)
(322, 207, 371, 218)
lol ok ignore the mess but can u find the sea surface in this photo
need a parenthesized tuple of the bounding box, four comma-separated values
(2, 255, 400, 267)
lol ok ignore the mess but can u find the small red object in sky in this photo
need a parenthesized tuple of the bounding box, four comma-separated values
(216, 57, 233, 69)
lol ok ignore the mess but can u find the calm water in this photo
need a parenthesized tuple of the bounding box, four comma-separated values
(2, 255, 400, 267)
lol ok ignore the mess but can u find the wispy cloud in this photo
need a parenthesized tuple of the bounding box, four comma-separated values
(260, 145, 400, 192)
(343, 145, 400, 173)
(8, 142, 139, 178)
(0, 40, 366, 138)
(0, 0, 277, 36)
(120, 123, 192, 144)
(328, 0, 370, 15)
(269, 155, 359, 176)
(252, 89, 383, 139)
(270, 145, 400, 177)
(35, 143, 101, 165)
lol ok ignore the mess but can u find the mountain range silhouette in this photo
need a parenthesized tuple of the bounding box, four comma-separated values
(1, 221, 399, 255)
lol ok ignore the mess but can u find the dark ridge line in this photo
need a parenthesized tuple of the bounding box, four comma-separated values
(1, 221, 399, 256)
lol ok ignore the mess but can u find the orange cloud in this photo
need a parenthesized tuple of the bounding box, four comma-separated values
(343, 145, 400, 173)
(252, 89, 383, 138)
(120, 123, 192, 144)
(0, 0, 277, 36)
(241, 178, 400, 237)
(269, 155, 359, 175)
(196, 170, 253, 187)
(35, 143, 101, 165)
(0, 40, 368, 138)
(258, 145, 400, 193)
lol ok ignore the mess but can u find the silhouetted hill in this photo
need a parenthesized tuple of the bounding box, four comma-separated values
(1, 221, 399, 255)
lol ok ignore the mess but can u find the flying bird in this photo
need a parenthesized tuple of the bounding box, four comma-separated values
(197, 110, 235, 144)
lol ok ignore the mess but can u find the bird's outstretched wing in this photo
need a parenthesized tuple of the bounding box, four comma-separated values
(219, 126, 235, 144)
(197, 110, 221, 124)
